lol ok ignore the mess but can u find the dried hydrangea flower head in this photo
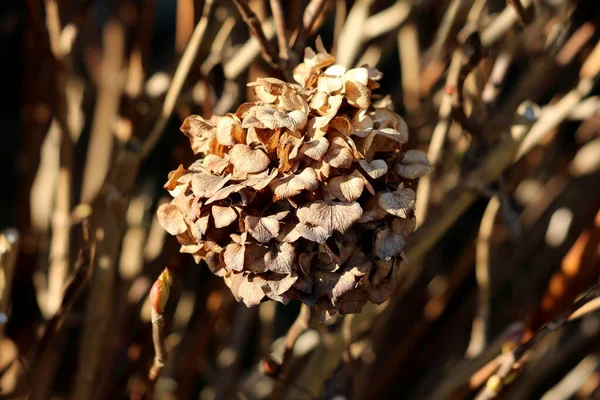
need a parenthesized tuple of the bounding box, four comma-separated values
(157, 42, 433, 320)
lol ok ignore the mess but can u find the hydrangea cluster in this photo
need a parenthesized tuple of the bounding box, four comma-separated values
(157, 43, 432, 320)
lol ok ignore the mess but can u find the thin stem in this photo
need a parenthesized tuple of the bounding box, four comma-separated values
(148, 311, 167, 382)
(466, 196, 501, 358)
(290, 0, 328, 56)
(271, 304, 311, 400)
(141, 0, 215, 159)
(232, 0, 279, 69)
(269, 0, 288, 61)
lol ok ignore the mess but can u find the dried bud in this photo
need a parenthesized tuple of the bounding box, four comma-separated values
(149, 268, 172, 314)
(157, 44, 431, 320)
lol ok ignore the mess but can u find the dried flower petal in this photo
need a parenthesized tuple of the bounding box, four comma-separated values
(271, 168, 319, 199)
(328, 171, 365, 202)
(379, 186, 417, 218)
(157, 203, 188, 236)
(374, 227, 406, 261)
(297, 200, 362, 234)
(394, 150, 434, 179)
(203, 154, 230, 174)
(190, 173, 232, 198)
(216, 115, 245, 146)
(244, 214, 281, 243)
(229, 144, 270, 174)
(359, 159, 388, 179)
(159, 45, 428, 317)
(324, 136, 354, 169)
(300, 137, 329, 160)
(264, 242, 295, 274)
(212, 205, 237, 228)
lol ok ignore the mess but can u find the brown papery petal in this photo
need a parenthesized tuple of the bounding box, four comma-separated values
(212, 205, 237, 228)
(229, 144, 271, 174)
(242, 169, 278, 190)
(344, 80, 371, 109)
(223, 242, 245, 272)
(264, 242, 295, 274)
(330, 116, 355, 136)
(344, 68, 369, 85)
(242, 106, 307, 132)
(216, 115, 245, 146)
(202, 154, 230, 174)
(205, 183, 245, 204)
(374, 227, 406, 261)
(375, 127, 408, 144)
(283, 223, 330, 244)
(324, 136, 354, 169)
(180, 115, 216, 154)
(244, 215, 280, 243)
(271, 168, 319, 199)
(300, 137, 329, 160)
(238, 275, 266, 306)
(378, 186, 416, 218)
(164, 165, 187, 191)
(297, 200, 362, 234)
(157, 203, 188, 236)
(351, 110, 373, 138)
(394, 150, 434, 179)
(190, 173, 231, 198)
(359, 159, 388, 179)
(328, 172, 365, 202)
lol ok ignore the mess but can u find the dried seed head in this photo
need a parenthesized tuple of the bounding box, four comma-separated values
(159, 43, 431, 320)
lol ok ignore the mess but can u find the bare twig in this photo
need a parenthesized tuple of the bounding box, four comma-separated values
(271, 304, 311, 400)
(475, 283, 600, 400)
(482, 48, 515, 106)
(147, 268, 173, 390)
(480, 0, 532, 47)
(148, 312, 167, 382)
(31, 215, 94, 399)
(398, 22, 420, 113)
(466, 196, 501, 358)
(331, 0, 346, 56)
(516, 39, 600, 159)
(414, 51, 463, 226)
(269, 0, 288, 61)
(142, 0, 215, 159)
(0, 229, 20, 340)
(232, 0, 279, 69)
(224, 19, 276, 80)
(336, 0, 373, 68)
(507, 0, 534, 26)
(290, 0, 328, 57)
(362, 1, 411, 42)
(80, 19, 124, 203)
